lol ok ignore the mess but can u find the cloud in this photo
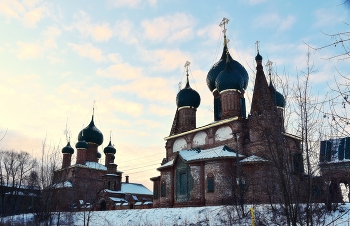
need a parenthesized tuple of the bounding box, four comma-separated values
(313, 8, 346, 28)
(0, 0, 48, 28)
(254, 13, 295, 31)
(107, 53, 123, 63)
(197, 24, 221, 45)
(17, 41, 44, 59)
(68, 43, 106, 62)
(248, 0, 268, 5)
(141, 48, 192, 72)
(96, 63, 142, 80)
(148, 104, 173, 116)
(141, 13, 195, 43)
(23, 5, 48, 28)
(112, 76, 176, 102)
(107, 0, 157, 8)
(106, 99, 143, 117)
(69, 11, 113, 42)
(113, 20, 138, 44)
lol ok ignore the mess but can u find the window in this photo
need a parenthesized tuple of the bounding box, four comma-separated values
(161, 182, 166, 197)
(208, 178, 214, 192)
(108, 181, 110, 189)
(180, 173, 187, 195)
(153, 188, 158, 199)
(207, 174, 214, 192)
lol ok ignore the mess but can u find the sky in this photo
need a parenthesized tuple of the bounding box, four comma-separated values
(0, 0, 349, 190)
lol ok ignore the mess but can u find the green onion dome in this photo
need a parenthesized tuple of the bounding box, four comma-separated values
(176, 76, 201, 108)
(104, 141, 116, 154)
(62, 142, 74, 154)
(215, 57, 245, 93)
(97, 152, 102, 159)
(207, 44, 248, 92)
(269, 81, 286, 108)
(78, 116, 104, 146)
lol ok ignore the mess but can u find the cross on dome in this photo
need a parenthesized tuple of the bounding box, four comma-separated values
(265, 60, 273, 76)
(219, 17, 229, 36)
(255, 40, 260, 53)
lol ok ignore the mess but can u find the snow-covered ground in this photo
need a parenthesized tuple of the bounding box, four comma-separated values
(3, 204, 350, 225)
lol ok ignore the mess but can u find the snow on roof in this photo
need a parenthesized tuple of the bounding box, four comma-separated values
(121, 183, 152, 195)
(50, 180, 72, 189)
(240, 155, 268, 163)
(131, 195, 138, 201)
(109, 197, 127, 203)
(144, 201, 153, 205)
(71, 162, 122, 173)
(4, 191, 37, 196)
(179, 145, 245, 162)
(135, 202, 142, 205)
(122, 202, 129, 206)
(157, 160, 174, 170)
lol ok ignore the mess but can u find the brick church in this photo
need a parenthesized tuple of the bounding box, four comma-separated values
(151, 18, 304, 207)
(48, 114, 152, 211)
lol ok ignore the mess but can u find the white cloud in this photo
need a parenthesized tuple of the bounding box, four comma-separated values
(0, 0, 48, 28)
(96, 63, 142, 80)
(112, 76, 176, 102)
(313, 8, 347, 28)
(148, 104, 173, 116)
(141, 13, 195, 43)
(106, 99, 143, 117)
(17, 41, 44, 59)
(68, 43, 106, 62)
(113, 20, 138, 44)
(254, 13, 295, 31)
(108, 53, 123, 63)
(69, 11, 113, 42)
(23, 5, 48, 28)
(197, 24, 221, 44)
(141, 48, 192, 72)
(248, 0, 268, 5)
(107, 0, 157, 8)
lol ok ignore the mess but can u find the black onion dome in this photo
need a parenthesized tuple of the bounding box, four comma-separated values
(78, 116, 104, 146)
(75, 137, 89, 149)
(97, 152, 101, 159)
(207, 45, 249, 91)
(215, 58, 245, 92)
(176, 78, 201, 108)
(269, 81, 286, 108)
(255, 52, 263, 61)
(62, 142, 74, 154)
(104, 141, 116, 154)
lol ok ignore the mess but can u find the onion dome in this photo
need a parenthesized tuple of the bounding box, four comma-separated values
(75, 137, 89, 149)
(207, 40, 249, 92)
(104, 140, 116, 154)
(215, 56, 245, 93)
(97, 152, 101, 159)
(255, 52, 263, 61)
(62, 142, 74, 154)
(176, 74, 201, 108)
(78, 116, 103, 146)
(269, 81, 286, 108)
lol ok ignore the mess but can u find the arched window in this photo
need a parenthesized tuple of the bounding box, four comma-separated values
(207, 173, 214, 193)
(161, 181, 166, 197)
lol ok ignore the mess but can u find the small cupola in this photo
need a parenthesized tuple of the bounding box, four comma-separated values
(62, 142, 74, 154)
(176, 64, 201, 109)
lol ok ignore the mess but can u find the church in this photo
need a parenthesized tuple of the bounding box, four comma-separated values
(150, 18, 304, 207)
(47, 113, 152, 211)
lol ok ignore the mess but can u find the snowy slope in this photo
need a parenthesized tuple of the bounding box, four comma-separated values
(3, 204, 350, 226)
